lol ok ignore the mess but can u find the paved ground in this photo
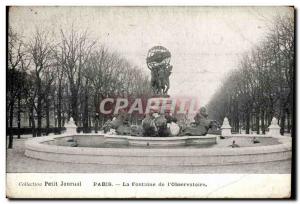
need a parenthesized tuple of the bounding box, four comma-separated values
(6, 137, 291, 174)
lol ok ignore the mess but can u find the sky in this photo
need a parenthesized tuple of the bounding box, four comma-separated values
(9, 6, 293, 106)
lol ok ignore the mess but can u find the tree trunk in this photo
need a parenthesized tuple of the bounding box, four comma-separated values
(28, 110, 31, 127)
(261, 109, 265, 134)
(57, 82, 62, 132)
(95, 113, 99, 133)
(235, 114, 239, 133)
(70, 85, 78, 125)
(280, 107, 285, 136)
(88, 115, 92, 128)
(83, 80, 89, 133)
(246, 112, 250, 134)
(256, 108, 260, 134)
(287, 111, 291, 133)
(17, 94, 21, 139)
(8, 102, 14, 149)
(234, 100, 239, 132)
(45, 97, 50, 135)
(62, 112, 65, 127)
(30, 104, 37, 137)
(31, 115, 36, 137)
(37, 79, 42, 136)
(251, 114, 255, 133)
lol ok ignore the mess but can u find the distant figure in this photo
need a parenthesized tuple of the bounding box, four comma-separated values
(229, 140, 239, 148)
(252, 137, 260, 144)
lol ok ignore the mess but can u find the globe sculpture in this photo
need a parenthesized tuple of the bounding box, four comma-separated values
(146, 46, 172, 95)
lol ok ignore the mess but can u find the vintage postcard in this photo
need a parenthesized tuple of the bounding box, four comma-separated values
(6, 6, 294, 199)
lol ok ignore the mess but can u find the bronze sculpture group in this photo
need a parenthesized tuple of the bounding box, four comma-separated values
(102, 46, 219, 137)
(146, 46, 172, 95)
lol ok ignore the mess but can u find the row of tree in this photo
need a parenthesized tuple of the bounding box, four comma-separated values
(7, 26, 152, 148)
(207, 15, 294, 135)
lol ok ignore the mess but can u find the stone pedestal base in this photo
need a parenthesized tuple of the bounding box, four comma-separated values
(65, 117, 77, 135)
(147, 96, 174, 114)
(221, 117, 232, 136)
(221, 128, 232, 136)
(267, 117, 281, 136)
(65, 127, 77, 135)
(268, 128, 281, 136)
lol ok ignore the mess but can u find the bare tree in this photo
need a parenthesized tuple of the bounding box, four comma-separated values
(28, 29, 53, 136)
(7, 27, 28, 148)
(59, 27, 95, 125)
(207, 14, 294, 135)
(8, 26, 152, 139)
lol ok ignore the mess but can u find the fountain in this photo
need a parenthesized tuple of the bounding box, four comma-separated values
(101, 46, 218, 146)
(24, 46, 292, 166)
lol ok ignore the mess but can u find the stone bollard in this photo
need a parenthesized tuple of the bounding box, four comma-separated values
(65, 117, 77, 134)
(268, 117, 281, 136)
(221, 117, 232, 136)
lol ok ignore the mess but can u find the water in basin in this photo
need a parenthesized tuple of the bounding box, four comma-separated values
(42, 135, 280, 149)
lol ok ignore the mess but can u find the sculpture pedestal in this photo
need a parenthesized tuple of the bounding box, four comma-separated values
(268, 117, 281, 136)
(221, 117, 232, 136)
(221, 128, 231, 136)
(64, 117, 77, 134)
(147, 96, 174, 114)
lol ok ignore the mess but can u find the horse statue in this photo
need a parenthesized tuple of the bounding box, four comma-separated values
(180, 107, 220, 136)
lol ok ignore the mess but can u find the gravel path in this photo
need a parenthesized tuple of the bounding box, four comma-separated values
(6, 137, 291, 174)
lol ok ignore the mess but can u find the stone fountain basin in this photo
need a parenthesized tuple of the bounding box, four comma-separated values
(24, 134, 292, 166)
(104, 135, 217, 147)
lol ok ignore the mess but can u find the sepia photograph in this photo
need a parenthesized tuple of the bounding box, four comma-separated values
(6, 6, 294, 199)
